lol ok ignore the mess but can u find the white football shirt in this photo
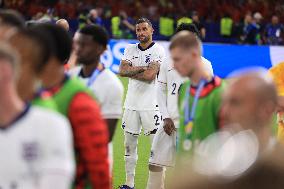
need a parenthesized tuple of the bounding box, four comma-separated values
(122, 42, 165, 111)
(69, 67, 124, 119)
(0, 106, 75, 189)
(157, 56, 214, 125)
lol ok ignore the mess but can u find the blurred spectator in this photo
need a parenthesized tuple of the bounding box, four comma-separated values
(241, 13, 260, 44)
(264, 15, 284, 45)
(111, 10, 135, 39)
(253, 12, 265, 44)
(220, 14, 233, 40)
(192, 11, 206, 40)
(56, 18, 69, 31)
(87, 8, 103, 26)
(159, 13, 174, 40)
(78, 9, 88, 29)
(37, 8, 57, 23)
(3, 0, 284, 45)
(177, 12, 192, 28)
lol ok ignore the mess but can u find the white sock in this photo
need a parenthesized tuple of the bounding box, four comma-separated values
(146, 170, 165, 189)
(108, 142, 113, 173)
(125, 174, 135, 188)
(125, 156, 136, 188)
(124, 132, 138, 188)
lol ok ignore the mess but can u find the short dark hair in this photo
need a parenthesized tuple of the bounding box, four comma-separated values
(78, 25, 109, 47)
(176, 23, 201, 39)
(0, 9, 25, 28)
(9, 27, 54, 73)
(169, 31, 201, 51)
(33, 24, 72, 64)
(136, 17, 152, 27)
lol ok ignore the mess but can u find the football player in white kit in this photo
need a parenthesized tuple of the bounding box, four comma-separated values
(70, 25, 124, 171)
(0, 43, 75, 189)
(147, 23, 214, 189)
(118, 18, 165, 189)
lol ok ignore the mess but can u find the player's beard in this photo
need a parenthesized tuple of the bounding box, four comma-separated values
(138, 35, 150, 44)
(78, 55, 99, 66)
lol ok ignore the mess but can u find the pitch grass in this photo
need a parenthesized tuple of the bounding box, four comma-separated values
(112, 77, 151, 189)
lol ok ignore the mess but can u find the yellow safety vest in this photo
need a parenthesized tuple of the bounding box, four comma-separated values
(220, 17, 233, 36)
(111, 16, 122, 38)
(78, 14, 87, 29)
(159, 17, 175, 37)
(177, 17, 192, 27)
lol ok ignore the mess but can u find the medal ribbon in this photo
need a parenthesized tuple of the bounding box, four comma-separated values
(86, 68, 103, 87)
(184, 79, 207, 138)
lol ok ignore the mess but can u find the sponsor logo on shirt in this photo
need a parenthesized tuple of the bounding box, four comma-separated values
(145, 54, 151, 64)
(22, 141, 39, 162)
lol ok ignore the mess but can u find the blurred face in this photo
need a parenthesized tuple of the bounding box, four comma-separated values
(272, 16, 279, 25)
(9, 36, 41, 101)
(192, 15, 199, 22)
(245, 15, 252, 24)
(171, 46, 199, 77)
(0, 59, 14, 88)
(222, 82, 260, 129)
(136, 22, 153, 43)
(90, 9, 98, 18)
(73, 32, 104, 65)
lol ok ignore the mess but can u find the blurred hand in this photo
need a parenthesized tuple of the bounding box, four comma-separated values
(163, 118, 176, 136)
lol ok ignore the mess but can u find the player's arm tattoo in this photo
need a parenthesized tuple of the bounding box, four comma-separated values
(118, 60, 147, 77)
(130, 61, 160, 82)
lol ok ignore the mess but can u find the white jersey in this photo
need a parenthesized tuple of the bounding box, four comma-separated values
(157, 56, 214, 123)
(0, 106, 74, 189)
(122, 42, 165, 111)
(69, 67, 124, 119)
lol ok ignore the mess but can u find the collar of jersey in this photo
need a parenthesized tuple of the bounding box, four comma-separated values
(138, 42, 155, 51)
(189, 76, 222, 98)
(0, 104, 31, 131)
(78, 64, 105, 79)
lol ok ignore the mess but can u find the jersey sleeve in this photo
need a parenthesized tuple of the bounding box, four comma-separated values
(68, 92, 110, 189)
(157, 58, 170, 119)
(121, 45, 132, 62)
(39, 113, 75, 189)
(158, 57, 167, 84)
(151, 45, 165, 64)
(100, 82, 124, 119)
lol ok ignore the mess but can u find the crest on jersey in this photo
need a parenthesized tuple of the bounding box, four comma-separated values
(145, 54, 151, 64)
(22, 141, 39, 162)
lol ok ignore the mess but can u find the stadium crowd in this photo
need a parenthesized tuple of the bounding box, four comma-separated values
(2, 0, 284, 45)
(1, 2, 284, 189)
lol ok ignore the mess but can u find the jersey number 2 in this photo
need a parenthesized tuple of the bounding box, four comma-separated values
(172, 83, 177, 95)
(154, 115, 160, 126)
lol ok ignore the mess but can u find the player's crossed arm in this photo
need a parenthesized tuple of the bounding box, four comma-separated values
(119, 60, 147, 77)
(130, 61, 160, 82)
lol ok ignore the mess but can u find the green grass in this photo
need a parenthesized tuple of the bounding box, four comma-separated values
(112, 77, 151, 189)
